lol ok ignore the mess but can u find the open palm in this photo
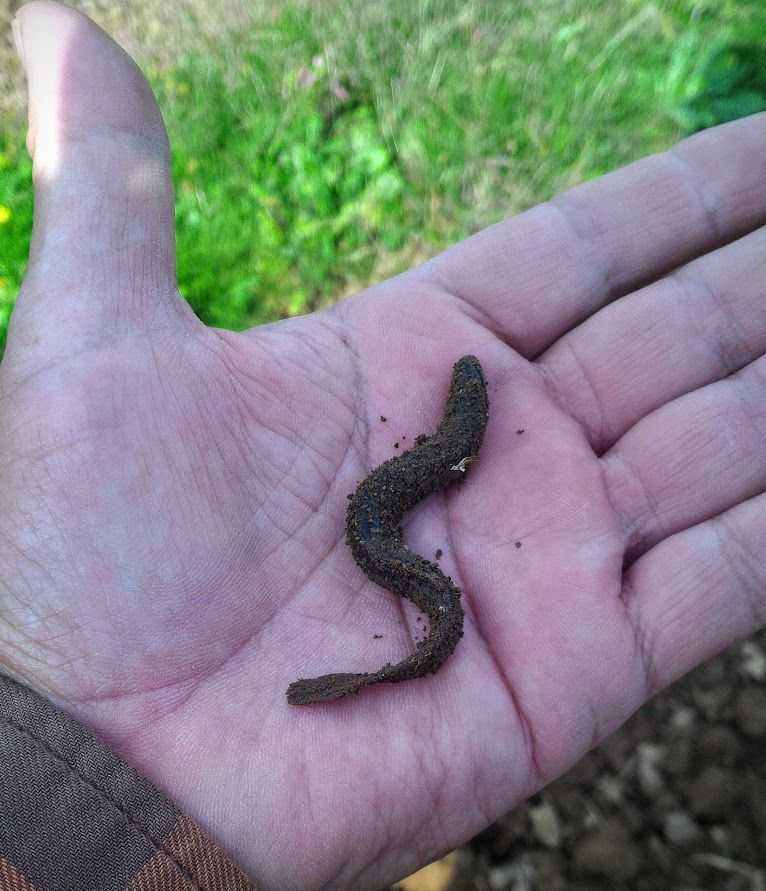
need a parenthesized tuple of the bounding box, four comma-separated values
(2, 4, 765, 889)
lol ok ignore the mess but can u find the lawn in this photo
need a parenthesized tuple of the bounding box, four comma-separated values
(1, 0, 765, 353)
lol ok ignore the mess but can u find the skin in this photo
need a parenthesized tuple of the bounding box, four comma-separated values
(287, 355, 488, 705)
(1, 3, 766, 889)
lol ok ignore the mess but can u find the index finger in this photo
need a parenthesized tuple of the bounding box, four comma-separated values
(419, 113, 766, 358)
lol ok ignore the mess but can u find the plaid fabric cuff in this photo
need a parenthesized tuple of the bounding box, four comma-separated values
(0, 673, 256, 891)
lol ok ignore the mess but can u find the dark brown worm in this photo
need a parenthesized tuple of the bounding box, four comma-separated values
(286, 355, 489, 705)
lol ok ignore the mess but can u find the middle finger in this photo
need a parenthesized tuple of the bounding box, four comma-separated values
(538, 224, 766, 453)
(600, 353, 766, 561)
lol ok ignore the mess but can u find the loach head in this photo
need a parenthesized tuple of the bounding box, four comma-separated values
(452, 354, 485, 384)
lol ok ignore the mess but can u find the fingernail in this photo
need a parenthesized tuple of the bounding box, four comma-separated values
(11, 16, 26, 71)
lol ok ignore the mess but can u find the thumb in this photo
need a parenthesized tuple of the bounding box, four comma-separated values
(8, 1, 185, 359)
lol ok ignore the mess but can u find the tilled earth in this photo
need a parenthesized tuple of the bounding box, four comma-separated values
(395, 628, 766, 891)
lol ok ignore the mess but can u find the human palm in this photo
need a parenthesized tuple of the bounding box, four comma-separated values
(2, 4, 765, 890)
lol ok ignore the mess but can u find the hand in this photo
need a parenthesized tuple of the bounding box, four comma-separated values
(3, 3, 765, 888)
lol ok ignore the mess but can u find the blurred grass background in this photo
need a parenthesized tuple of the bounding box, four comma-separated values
(1, 0, 766, 354)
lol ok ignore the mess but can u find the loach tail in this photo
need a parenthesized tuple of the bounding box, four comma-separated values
(286, 672, 370, 706)
(286, 609, 463, 706)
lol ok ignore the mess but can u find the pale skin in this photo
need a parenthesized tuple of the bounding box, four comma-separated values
(2, 2, 765, 888)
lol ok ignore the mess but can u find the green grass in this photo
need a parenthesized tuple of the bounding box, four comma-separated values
(0, 124, 33, 350)
(1, 0, 766, 352)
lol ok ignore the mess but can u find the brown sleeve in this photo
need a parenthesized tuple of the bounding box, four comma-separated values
(0, 673, 256, 891)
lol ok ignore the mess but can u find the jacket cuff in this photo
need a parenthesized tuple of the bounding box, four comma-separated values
(0, 672, 256, 891)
